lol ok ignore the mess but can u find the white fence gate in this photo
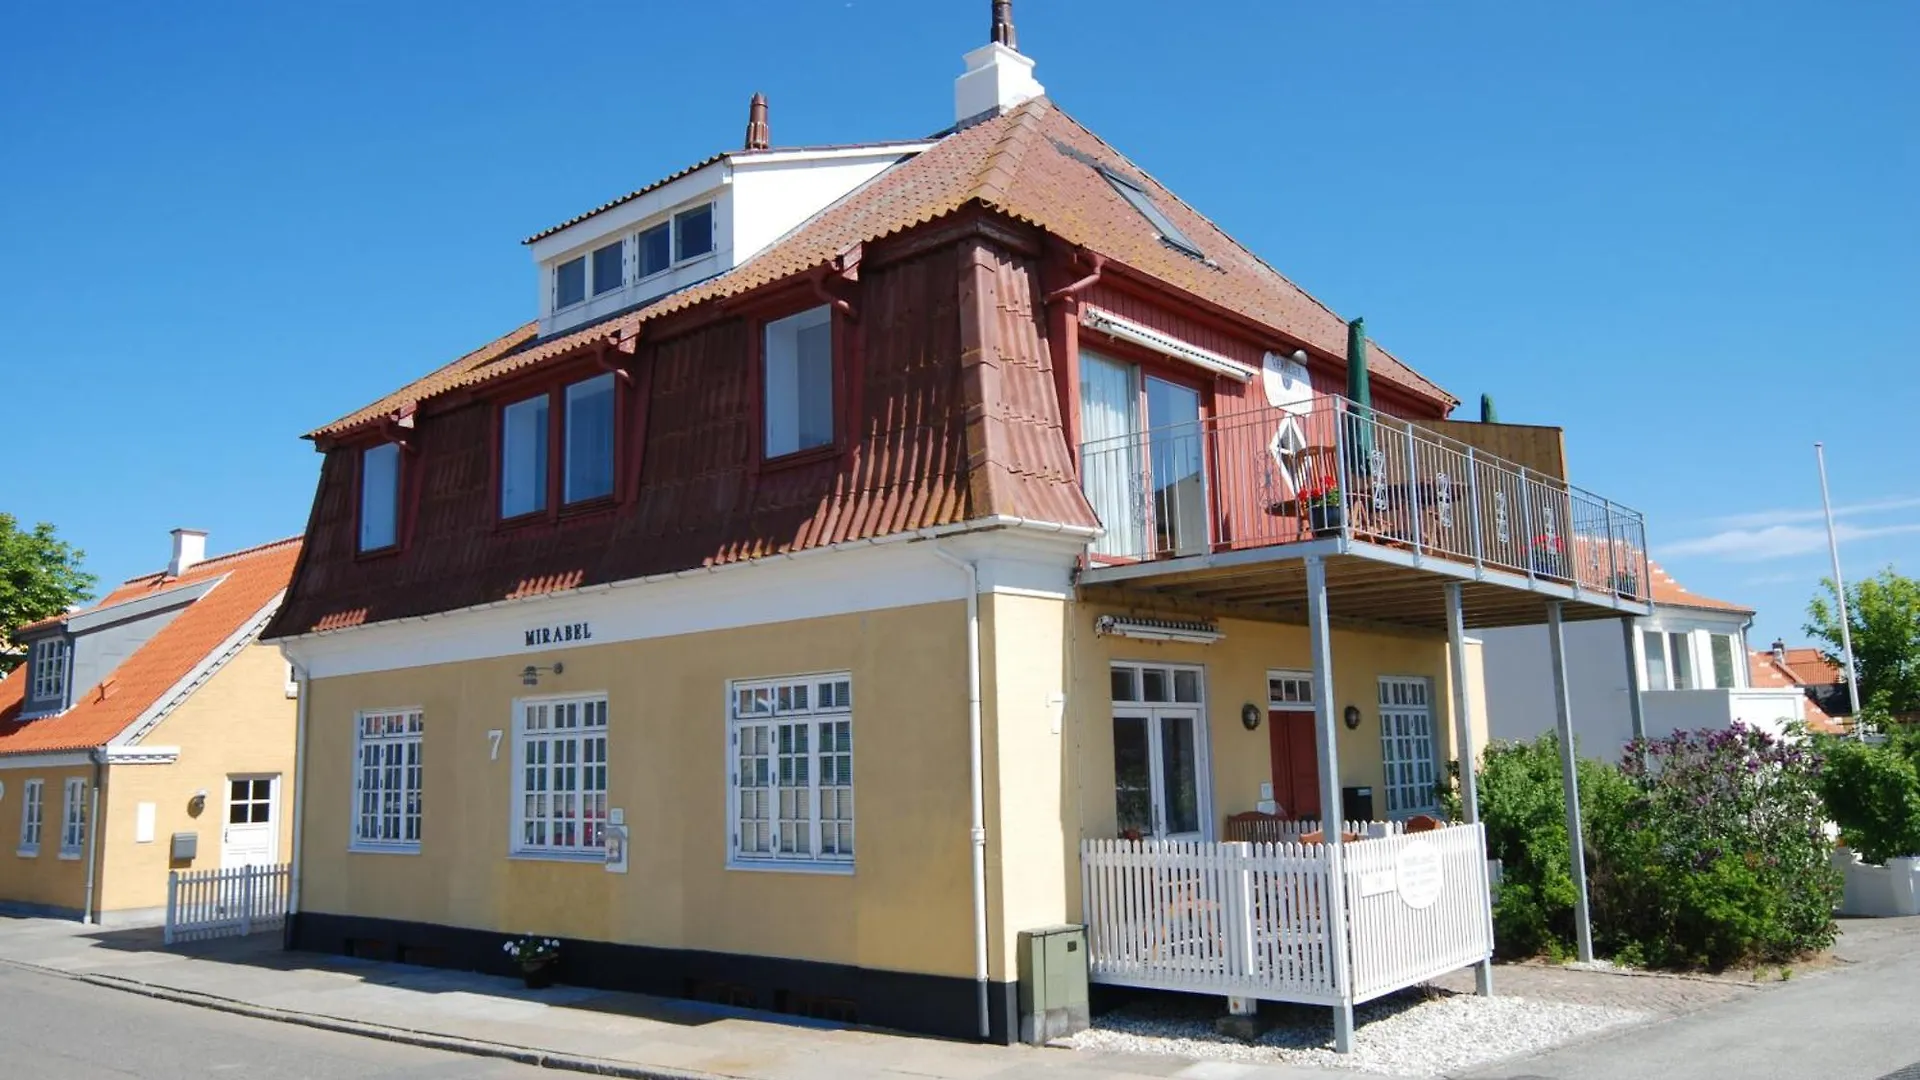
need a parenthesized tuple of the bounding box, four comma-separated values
(1080, 824, 1492, 1008)
(164, 863, 291, 944)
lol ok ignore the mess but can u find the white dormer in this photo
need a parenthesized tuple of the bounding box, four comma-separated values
(526, 99, 933, 337)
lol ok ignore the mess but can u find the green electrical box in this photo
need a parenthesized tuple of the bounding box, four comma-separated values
(1016, 924, 1089, 1045)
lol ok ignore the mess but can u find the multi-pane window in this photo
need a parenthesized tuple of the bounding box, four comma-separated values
(60, 778, 86, 857)
(501, 394, 550, 518)
(763, 305, 834, 458)
(353, 710, 423, 851)
(563, 373, 616, 503)
(1268, 671, 1314, 707)
(18, 780, 43, 854)
(29, 638, 69, 702)
(730, 674, 853, 868)
(515, 695, 608, 857)
(591, 240, 625, 297)
(359, 441, 401, 552)
(229, 778, 273, 823)
(1379, 677, 1437, 816)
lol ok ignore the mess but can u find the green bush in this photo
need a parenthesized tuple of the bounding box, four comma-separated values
(1475, 727, 1837, 970)
(1818, 737, 1920, 864)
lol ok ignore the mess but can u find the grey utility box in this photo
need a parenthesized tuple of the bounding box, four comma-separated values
(170, 831, 198, 861)
(1016, 924, 1089, 1045)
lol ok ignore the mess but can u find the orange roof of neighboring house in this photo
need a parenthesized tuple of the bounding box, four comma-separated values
(0, 538, 301, 755)
(1777, 646, 1844, 686)
(1748, 649, 1847, 735)
(1647, 561, 1752, 614)
(311, 99, 1454, 439)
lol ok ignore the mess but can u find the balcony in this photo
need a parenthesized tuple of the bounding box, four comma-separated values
(1076, 395, 1651, 629)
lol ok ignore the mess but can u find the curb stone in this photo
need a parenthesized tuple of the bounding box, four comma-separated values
(0, 957, 744, 1080)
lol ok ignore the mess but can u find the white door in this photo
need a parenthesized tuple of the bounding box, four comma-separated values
(1110, 663, 1211, 841)
(220, 775, 279, 868)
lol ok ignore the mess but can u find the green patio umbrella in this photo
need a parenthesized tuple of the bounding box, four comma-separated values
(1480, 393, 1498, 423)
(1345, 317, 1373, 479)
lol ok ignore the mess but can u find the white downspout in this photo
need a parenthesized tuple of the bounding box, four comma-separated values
(286, 657, 310, 923)
(931, 544, 990, 1040)
(83, 751, 103, 925)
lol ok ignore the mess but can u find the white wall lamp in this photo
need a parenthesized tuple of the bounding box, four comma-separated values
(1094, 615, 1224, 645)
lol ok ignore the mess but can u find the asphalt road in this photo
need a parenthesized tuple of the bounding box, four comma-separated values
(1469, 917, 1920, 1080)
(0, 962, 551, 1079)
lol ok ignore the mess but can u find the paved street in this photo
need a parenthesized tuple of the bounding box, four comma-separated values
(1467, 917, 1920, 1080)
(0, 962, 548, 1080)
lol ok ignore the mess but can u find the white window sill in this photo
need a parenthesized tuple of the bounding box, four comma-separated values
(58, 849, 82, 861)
(15, 847, 37, 859)
(508, 849, 606, 865)
(349, 843, 421, 856)
(726, 858, 855, 876)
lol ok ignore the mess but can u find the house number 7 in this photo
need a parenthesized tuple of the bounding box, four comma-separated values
(487, 729, 503, 761)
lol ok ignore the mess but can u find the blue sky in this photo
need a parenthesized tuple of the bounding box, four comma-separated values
(3, 1, 1913, 647)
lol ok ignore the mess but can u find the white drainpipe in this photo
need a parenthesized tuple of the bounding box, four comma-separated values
(931, 544, 990, 1040)
(286, 657, 310, 921)
(83, 751, 103, 925)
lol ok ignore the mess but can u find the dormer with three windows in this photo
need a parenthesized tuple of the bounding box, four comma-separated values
(526, 95, 934, 337)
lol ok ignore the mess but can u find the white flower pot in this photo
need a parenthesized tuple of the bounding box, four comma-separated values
(1835, 847, 1920, 917)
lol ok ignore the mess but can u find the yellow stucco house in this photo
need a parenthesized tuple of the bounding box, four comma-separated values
(0, 531, 300, 926)
(266, 8, 1650, 1046)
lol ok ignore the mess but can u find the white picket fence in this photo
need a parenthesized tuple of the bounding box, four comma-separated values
(1080, 824, 1492, 1007)
(164, 862, 291, 945)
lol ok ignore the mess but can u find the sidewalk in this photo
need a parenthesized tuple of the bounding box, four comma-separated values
(0, 915, 1342, 1080)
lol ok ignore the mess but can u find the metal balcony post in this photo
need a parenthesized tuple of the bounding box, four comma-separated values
(1546, 601, 1596, 963)
(1466, 447, 1484, 576)
(1305, 555, 1354, 1051)
(1602, 499, 1619, 596)
(1517, 466, 1536, 585)
(1404, 422, 1422, 556)
(1334, 401, 1353, 542)
(1445, 583, 1493, 996)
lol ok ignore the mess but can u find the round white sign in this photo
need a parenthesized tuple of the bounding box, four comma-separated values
(1395, 839, 1445, 909)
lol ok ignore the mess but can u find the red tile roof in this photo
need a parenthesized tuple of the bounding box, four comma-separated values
(0, 539, 301, 755)
(1748, 649, 1846, 735)
(1777, 646, 1844, 686)
(1646, 561, 1752, 614)
(311, 100, 1454, 440)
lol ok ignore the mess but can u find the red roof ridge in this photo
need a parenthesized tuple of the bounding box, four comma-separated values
(1645, 559, 1752, 614)
(117, 535, 305, 586)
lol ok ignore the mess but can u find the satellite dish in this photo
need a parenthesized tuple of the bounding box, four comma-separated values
(1262, 350, 1312, 414)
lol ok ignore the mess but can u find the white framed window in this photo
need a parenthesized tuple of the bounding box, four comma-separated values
(1379, 677, 1437, 816)
(553, 255, 587, 310)
(501, 393, 551, 518)
(563, 373, 616, 504)
(674, 203, 714, 261)
(590, 239, 625, 297)
(17, 780, 43, 855)
(59, 778, 86, 858)
(353, 709, 424, 852)
(1268, 670, 1314, 708)
(1709, 633, 1738, 690)
(637, 220, 672, 279)
(1668, 631, 1695, 690)
(763, 305, 834, 458)
(359, 442, 401, 552)
(1641, 629, 1669, 691)
(729, 673, 853, 871)
(30, 638, 69, 703)
(513, 694, 608, 858)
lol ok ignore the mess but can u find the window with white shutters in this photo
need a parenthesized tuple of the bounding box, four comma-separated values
(353, 709, 423, 851)
(729, 673, 853, 871)
(1378, 677, 1438, 816)
(513, 695, 608, 857)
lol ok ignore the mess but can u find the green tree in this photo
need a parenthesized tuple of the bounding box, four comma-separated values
(1805, 568, 1920, 716)
(0, 515, 95, 674)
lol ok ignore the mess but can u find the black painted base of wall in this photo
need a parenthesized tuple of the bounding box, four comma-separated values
(289, 911, 1017, 1044)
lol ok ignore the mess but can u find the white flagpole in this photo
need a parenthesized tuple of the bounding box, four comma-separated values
(1814, 442, 1864, 736)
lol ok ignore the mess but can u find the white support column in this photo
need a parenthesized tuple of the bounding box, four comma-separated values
(1305, 556, 1355, 1051)
(1621, 617, 1647, 741)
(1445, 583, 1494, 996)
(1546, 601, 1596, 963)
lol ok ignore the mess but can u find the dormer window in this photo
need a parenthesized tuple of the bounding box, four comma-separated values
(500, 371, 620, 520)
(358, 442, 402, 553)
(675, 204, 714, 261)
(591, 240, 625, 297)
(638, 221, 673, 278)
(554, 256, 588, 310)
(29, 638, 69, 704)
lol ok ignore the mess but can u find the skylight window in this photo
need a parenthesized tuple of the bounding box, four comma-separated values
(1100, 167, 1204, 259)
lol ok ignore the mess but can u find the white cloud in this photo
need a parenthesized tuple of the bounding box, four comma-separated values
(1663, 521, 1920, 562)
(1710, 496, 1920, 531)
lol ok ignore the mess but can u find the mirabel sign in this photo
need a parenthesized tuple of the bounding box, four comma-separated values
(523, 622, 593, 648)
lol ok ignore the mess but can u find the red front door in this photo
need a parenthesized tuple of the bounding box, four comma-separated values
(1268, 709, 1320, 820)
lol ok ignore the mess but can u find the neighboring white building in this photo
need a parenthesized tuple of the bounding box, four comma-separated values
(1479, 562, 1809, 759)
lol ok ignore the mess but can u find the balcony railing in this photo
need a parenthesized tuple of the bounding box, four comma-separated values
(1078, 395, 1649, 601)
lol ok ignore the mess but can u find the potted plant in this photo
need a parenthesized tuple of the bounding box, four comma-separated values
(502, 934, 563, 989)
(1610, 569, 1640, 596)
(1529, 534, 1566, 578)
(1304, 481, 1345, 535)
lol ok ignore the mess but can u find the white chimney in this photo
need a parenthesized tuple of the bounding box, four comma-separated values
(168, 528, 208, 577)
(955, 1, 1043, 124)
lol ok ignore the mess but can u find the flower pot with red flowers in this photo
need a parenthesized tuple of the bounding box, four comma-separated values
(503, 934, 562, 989)
(1530, 535, 1568, 579)
(1304, 482, 1345, 535)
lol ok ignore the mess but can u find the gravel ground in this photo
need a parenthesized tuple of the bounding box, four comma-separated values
(1062, 988, 1649, 1077)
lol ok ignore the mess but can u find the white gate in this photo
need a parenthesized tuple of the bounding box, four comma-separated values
(164, 862, 290, 944)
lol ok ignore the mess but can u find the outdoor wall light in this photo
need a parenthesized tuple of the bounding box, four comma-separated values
(1241, 703, 1261, 731)
(521, 661, 565, 687)
(188, 789, 208, 816)
(1343, 705, 1363, 731)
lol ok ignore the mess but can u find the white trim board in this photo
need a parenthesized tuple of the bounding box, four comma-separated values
(281, 522, 1087, 681)
(0, 746, 181, 771)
